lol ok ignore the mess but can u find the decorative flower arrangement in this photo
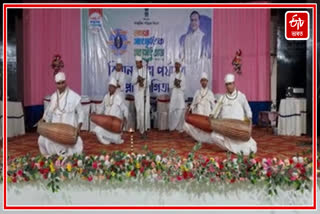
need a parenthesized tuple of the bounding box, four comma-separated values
(232, 49, 242, 74)
(1, 144, 319, 196)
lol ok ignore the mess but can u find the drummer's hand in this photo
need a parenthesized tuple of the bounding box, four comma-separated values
(76, 123, 82, 136)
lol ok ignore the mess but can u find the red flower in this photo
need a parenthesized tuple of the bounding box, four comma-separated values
(230, 178, 236, 183)
(12, 177, 17, 183)
(295, 163, 302, 169)
(43, 174, 48, 179)
(43, 168, 49, 175)
(183, 171, 188, 179)
(24, 177, 29, 182)
(92, 162, 98, 169)
(31, 162, 35, 169)
(139, 167, 144, 173)
(88, 176, 93, 182)
(267, 170, 272, 177)
(177, 175, 183, 181)
(289, 159, 293, 164)
(188, 171, 193, 179)
(130, 170, 136, 177)
(219, 163, 224, 170)
(17, 169, 23, 176)
(39, 161, 45, 168)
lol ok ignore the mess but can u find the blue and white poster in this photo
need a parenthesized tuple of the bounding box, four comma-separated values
(81, 8, 212, 99)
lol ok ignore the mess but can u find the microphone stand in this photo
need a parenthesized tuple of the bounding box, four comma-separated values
(143, 59, 149, 139)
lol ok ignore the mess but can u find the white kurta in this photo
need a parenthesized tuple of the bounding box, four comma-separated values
(184, 89, 257, 155)
(38, 88, 84, 156)
(132, 67, 151, 134)
(93, 93, 128, 145)
(169, 71, 186, 131)
(190, 87, 216, 116)
(181, 28, 205, 64)
(111, 70, 126, 99)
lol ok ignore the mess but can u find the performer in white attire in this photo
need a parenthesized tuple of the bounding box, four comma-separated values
(38, 72, 84, 156)
(169, 59, 186, 132)
(188, 72, 215, 116)
(132, 56, 151, 137)
(111, 58, 125, 99)
(93, 78, 128, 145)
(184, 73, 257, 155)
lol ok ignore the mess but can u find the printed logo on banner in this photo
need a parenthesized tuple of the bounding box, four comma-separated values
(133, 10, 164, 62)
(88, 9, 103, 33)
(285, 11, 309, 40)
(106, 29, 131, 56)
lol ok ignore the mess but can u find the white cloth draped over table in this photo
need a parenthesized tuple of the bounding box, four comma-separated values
(111, 70, 126, 99)
(38, 88, 84, 156)
(93, 93, 128, 145)
(169, 71, 186, 131)
(0, 100, 25, 139)
(132, 67, 151, 134)
(156, 95, 170, 130)
(278, 98, 307, 136)
(184, 89, 257, 155)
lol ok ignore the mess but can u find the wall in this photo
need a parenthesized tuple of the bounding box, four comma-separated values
(23, 9, 81, 107)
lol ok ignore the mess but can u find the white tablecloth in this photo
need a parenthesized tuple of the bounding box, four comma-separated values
(278, 98, 307, 136)
(0, 100, 25, 139)
(43, 95, 91, 131)
(3, 181, 315, 207)
(157, 95, 170, 130)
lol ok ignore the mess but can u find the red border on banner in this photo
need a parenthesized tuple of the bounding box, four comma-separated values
(2, 3, 317, 210)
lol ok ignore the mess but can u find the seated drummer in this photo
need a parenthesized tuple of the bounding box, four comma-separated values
(187, 72, 215, 116)
(38, 72, 84, 157)
(93, 77, 128, 145)
(184, 73, 257, 155)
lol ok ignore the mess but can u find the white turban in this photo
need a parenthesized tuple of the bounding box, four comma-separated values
(116, 58, 122, 64)
(224, 73, 235, 83)
(200, 72, 208, 80)
(135, 55, 142, 61)
(109, 77, 117, 87)
(174, 58, 182, 65)
(55, 72, 66, 83)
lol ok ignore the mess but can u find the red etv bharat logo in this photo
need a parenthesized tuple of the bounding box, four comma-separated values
(285, 11, 309, 40)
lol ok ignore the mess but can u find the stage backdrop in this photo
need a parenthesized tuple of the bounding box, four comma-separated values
(81, 9, 212, 99)
(22, 8, 270, 127)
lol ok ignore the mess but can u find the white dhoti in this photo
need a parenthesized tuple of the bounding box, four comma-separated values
(169, 109, 185, 131)
(93, 125, 123, 145)
(38, 136, 83, 156)
(183, 122, 257, 155)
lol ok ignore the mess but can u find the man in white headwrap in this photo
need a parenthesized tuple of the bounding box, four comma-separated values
(132, 55, 151, 137)
(38, 72, 84, 156)
(185, 73, 257, 155)
(93, 77, 128, 144)
(111, 58, 126, 99)
(187, 72, 215, 116)
(168, 59, 186, 132)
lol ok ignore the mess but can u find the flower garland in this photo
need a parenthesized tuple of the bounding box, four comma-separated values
(1, 145, 319, 196)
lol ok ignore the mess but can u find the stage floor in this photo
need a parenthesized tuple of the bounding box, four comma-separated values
(1, 128, 313, 161)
